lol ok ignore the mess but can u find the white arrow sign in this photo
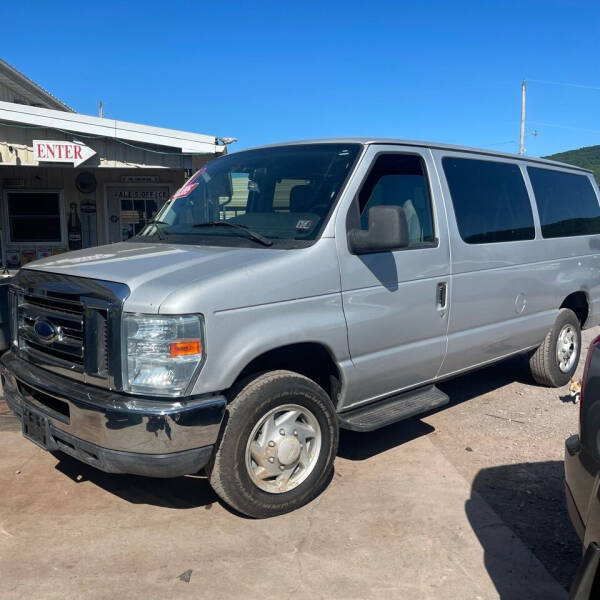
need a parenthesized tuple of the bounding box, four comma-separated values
(33, 140, 96, 167)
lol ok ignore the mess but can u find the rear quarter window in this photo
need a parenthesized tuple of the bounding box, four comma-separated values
(442, 157, 535, 244)
(527, 167, 600, 238)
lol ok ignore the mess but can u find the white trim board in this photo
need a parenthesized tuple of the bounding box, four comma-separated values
(0, 100, 225, 155)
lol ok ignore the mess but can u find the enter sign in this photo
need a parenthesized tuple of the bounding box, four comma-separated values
(33, 140, 96, 167)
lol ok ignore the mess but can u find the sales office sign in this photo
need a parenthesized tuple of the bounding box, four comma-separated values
(33, 140, 96, 167)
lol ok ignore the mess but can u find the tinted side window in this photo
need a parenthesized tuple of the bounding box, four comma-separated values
(359, 154, 435, 246)
(527, 167, 600, 238)
(442, 157, 535, 244)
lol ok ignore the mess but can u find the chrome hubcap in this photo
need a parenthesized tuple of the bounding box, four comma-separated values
(245, 404, 321, 494)
(557, 324, 578, 373)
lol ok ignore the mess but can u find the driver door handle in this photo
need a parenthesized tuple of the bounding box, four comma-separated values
(436, 282, 447, 310)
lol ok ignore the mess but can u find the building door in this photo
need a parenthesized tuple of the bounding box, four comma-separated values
(105, 184, 171, 244)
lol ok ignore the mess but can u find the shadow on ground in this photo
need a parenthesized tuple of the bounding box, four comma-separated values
(437, 352, 535, 408)
(339, 353, 534, 461)
(53, 452, 220, 510)
(467, 460, 580, 595)
(45, 421, 435, 513)
(338, 418, 434, 460)
(50, 415, 438, 512)
(52, 450, 335, 518)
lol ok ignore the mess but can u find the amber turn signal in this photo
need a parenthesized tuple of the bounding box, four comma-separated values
(170, 340, 202, 357)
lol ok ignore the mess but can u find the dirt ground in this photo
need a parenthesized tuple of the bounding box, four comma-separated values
(0, 330, 593, 599)
(429, 336, 591, 591)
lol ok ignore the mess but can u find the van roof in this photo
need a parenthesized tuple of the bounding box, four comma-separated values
(244, 138, 593, 174)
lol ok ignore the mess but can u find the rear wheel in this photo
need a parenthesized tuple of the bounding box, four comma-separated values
(529, 308, 581, 387)
(208, 370, 338, 518)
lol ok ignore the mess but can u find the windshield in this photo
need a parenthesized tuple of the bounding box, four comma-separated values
(133, 143, 361, 248)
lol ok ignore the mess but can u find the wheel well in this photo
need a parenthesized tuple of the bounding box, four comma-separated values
(561, 291, 589, 327)
(234, 343, 341, 402)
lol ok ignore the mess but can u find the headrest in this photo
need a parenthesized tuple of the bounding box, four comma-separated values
(290, 185, 314, 213)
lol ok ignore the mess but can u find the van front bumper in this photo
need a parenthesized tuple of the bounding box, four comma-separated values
(0, 351, 226, 478)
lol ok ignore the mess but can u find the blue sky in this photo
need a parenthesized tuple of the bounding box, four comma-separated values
(1, 1, 599, 156)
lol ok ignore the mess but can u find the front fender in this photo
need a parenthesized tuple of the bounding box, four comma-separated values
(189, 293, 350, 397)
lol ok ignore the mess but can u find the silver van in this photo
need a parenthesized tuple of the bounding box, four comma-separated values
(2, 139, 600, 517)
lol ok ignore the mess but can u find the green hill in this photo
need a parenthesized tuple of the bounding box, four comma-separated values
(544, 145, 600, 184)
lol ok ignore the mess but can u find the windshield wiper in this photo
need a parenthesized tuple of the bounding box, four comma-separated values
(192, 221, 273, 247)
(141, 219, 169, 240)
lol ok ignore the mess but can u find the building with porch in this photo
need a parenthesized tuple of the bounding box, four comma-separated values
(0, 59, 227, 268)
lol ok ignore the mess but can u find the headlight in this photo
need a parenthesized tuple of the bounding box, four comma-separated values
(122, 313, 205, 397)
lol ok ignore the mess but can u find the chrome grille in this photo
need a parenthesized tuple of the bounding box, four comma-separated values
(10, 271, 130, 390)
(19, 295, 85, 368)
(23, 293, 84, 316)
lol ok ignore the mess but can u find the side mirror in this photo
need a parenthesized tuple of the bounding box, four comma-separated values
(347, 205, 409, 254)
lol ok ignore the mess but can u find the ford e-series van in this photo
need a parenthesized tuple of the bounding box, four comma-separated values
(2, 139, 600, 517)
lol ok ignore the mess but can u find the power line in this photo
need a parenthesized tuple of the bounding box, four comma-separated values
(484, 139, 517, 147)
(482, 131, 537, 149)
(529, 121, 600, 135)
(527, 78, 600, 91)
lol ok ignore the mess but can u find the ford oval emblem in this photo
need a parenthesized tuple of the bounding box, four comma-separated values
(33, 319, 58, 343)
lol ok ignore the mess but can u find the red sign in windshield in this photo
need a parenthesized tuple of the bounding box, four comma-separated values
(171, 168, 206, 200)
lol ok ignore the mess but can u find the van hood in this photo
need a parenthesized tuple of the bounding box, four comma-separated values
(25, 242, 266, 285)
(23, 240, 339, 313)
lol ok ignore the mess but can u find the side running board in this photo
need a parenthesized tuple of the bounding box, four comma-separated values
(338, 385, 449, 432)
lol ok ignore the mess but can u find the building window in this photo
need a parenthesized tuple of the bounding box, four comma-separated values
(5, 191, 64, 244)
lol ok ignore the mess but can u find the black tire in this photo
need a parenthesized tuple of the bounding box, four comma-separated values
(208, 370, 339, 518)
(529, 308, 582, 387)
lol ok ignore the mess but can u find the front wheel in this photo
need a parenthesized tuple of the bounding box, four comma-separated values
(208, 370, 339, 518)
(529, 308, 582, 387)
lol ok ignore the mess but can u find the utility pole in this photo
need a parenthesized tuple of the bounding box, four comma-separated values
(519, 80, 526, 155)
(98, 101, 103, 118)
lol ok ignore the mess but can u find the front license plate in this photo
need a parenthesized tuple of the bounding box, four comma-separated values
(22, 406, 51, 449)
